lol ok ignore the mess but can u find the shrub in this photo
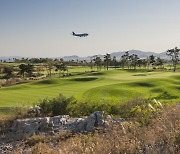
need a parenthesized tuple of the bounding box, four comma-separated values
(68, 100, 122, 117)
(118, 97, 164, 125)
(39, 94, 75, 116)
(37, 95, 163, 126)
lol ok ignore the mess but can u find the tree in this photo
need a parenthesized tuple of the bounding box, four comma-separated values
(36, 65, 44, 76)
(45, 59, 55, 78)
(166, 47, 180, 72)
(26, 64, 34, 77)
(0, 64, 4, 75)
(3, 66, 13, 79)
(121, 51, 129, 69)
(156, 57, 164, 69)
(19, 64, 34, 78)
(93, 56, 102, 71)
(140, 59, 148, 69)
(19, 64, 26, 78)
(120, 55, 126, 69)
(149, 55, 156, 68)
(90, 56, 95, 71)
(129, 54, 139, 69)
(104, 53, 111, 70)
(112, 56, 118, 69)
(55, 62, 68, 77)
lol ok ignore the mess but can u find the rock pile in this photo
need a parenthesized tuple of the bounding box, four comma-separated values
(0, 143, 13, 154)
(11, 111, 124, 136)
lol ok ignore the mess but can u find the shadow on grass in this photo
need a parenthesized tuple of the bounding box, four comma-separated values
(129, 81, 155, 87)
(72, 77, 98, 82)
(85, 72, 105, 76)
(133, 74, 147, 76)
(150, 88, 164, 93)
(33, 80, 58, 85)
(155, 91, 179, 100)
(123, 69, 154, 73)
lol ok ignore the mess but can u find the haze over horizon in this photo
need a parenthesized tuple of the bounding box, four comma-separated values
(1, 0, 180, 57)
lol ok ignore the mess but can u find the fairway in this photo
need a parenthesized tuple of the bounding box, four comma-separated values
(0, 68, 179, 107)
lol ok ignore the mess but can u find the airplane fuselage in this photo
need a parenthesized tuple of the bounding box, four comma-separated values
(72, 32, 88, 37)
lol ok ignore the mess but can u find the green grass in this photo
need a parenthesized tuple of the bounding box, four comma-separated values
(0, 68, 179, 107)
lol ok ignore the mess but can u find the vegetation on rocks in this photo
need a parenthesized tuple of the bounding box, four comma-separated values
(1, 102, 178, 154)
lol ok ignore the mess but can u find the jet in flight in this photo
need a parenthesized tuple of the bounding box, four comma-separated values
(72, 32, 89, 37)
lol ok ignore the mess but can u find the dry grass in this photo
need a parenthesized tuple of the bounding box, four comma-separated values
(0, 114, 14, 132)
(0, 78, 22, 87)
(11, 105, 180, 154)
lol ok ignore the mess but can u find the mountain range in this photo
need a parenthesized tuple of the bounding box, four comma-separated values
(62, 50, 168, 61)
(0, 50, 168, 62)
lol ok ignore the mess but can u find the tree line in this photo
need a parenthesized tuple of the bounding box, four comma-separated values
(0, 47, 179, 79)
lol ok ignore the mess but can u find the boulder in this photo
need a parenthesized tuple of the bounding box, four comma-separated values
(10, 111, 124, 136)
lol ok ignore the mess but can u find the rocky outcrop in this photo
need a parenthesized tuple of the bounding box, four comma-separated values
(11, 111, 124, 136)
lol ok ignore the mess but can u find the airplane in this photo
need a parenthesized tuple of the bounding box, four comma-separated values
(72, 31, 89, 37)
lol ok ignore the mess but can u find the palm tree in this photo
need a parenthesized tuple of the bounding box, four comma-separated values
(104, 53, 111, 70)
(121, 51, 129, 69)
(149, 55, 156, 69)
(166, 47, 180, 72)
(90, 57, 93, 70)
(94, 56, 102, 71)
(45, 59, 54, 78)
(156, 57, 164, 69)
(129, 54, 139, 69)
(120, 55, 126, 69)
(112, 56, 118, 69)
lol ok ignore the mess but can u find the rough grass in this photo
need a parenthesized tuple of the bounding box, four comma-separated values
(0, 68, 179, 107)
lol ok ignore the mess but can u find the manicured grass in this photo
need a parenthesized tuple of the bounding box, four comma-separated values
(0, 68, 179, 107)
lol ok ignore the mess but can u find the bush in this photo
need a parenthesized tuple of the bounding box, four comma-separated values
(38, 95, 121, 117)
(68, 100, 122, 117)
(117, 97, 164, 125)
(37, 94, 163, 126)
(39, 94, 75, 116)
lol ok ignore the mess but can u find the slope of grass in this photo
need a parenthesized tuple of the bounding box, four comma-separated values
(0, 68, 179, 107)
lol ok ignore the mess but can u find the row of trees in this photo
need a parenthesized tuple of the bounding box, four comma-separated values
(0, 64, 34, 79)
(93, 47, 179, 71)
(5, 48, 178, 71)
(0, 60, 68, 79)
(92, 52, 165, 71)
(0, 47, 179, 79)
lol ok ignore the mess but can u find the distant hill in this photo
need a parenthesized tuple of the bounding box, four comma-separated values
(61, 50, 168, 61)
(0, 50, 169, 62)
(0, 56, 22, 62)
(110, 50, 168, 59)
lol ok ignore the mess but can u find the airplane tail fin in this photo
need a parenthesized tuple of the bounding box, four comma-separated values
(72, 32, 75, 35)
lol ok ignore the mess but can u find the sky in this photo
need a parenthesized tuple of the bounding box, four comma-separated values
(0, 0, 180, 57)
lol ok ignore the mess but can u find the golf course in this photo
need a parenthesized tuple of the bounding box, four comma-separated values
(0, 67, 179, 107)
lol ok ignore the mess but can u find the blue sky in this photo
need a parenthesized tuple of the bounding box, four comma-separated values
(0, 0, 180, 57)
